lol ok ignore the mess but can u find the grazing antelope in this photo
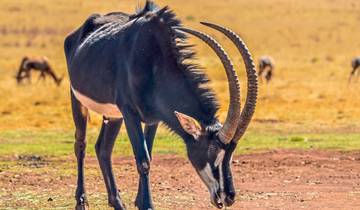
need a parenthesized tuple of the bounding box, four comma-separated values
(349, 56, 360, 83)
(64, 1, 257, 209)
(258, 55, 275, 83)
(16, 56, 63, 86)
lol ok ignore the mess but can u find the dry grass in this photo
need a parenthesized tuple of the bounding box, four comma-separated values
(0, 0, 359, 134)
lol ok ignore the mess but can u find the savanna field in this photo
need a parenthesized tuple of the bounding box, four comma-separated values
(0, 0, 360, 209)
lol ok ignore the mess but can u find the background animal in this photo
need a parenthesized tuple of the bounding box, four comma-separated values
(16, 56, 63, 86)
(64, 1, 256, 209)
(258, 55, 275, 83)
(349, 56, 360, 83)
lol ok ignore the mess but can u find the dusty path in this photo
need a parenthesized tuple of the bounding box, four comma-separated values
(1, 150, 360, 210)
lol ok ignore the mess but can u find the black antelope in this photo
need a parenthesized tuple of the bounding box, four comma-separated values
(64, 1, 257, 209)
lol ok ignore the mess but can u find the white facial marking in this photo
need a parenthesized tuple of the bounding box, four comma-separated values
(215, 149, 225, 168)
(199, 163, 218, 193)
(71, 87, 122, 118)
(199, 162, 226, 206)
(214, 150, 227, 203)
(219, 161, 225, 200)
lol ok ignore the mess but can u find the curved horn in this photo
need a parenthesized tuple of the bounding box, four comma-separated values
(200, 22, 258, 143)
(174, 27, 241, 144)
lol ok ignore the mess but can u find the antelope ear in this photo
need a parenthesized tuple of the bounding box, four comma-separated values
(174, 111, 202, 140)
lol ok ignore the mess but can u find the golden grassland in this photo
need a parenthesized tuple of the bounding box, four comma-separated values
(0, 0, 359, 134)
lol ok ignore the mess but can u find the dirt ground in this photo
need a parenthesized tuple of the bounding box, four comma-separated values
(1, 149, 360, 210)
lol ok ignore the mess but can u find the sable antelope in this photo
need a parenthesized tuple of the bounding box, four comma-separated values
(16, 56, 63, 86)
(258, 55, 275, 83)
(64, 1, 257, 209)
(349, 56, 360, 83)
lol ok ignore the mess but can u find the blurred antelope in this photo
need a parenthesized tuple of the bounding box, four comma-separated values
(16, 56, 63, 86)
(349, 56, 360, 83)
(258, 55, 275, 83)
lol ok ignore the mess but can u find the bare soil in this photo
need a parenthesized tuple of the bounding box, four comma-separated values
(1, 149, 360, 210)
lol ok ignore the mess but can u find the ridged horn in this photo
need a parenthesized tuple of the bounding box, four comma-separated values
(174, 27, 241, 144)
(201, 22, 258, 143)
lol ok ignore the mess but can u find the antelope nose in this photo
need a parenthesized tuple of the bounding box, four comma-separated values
(224, 192, 235, 207)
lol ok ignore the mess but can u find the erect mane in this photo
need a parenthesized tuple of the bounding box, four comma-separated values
(133, 1, 219, 123)
(133, 0, 160, 17)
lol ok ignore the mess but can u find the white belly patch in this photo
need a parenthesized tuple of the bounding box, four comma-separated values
(71, 87, 122, 118)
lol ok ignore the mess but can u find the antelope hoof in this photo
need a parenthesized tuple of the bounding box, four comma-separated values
(75, 194, 89, 210)
(109, 203, 126, 210)
(135, 200, 153, 210)
(75, 203, 89, 210)
(108, 196, 126, 210)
